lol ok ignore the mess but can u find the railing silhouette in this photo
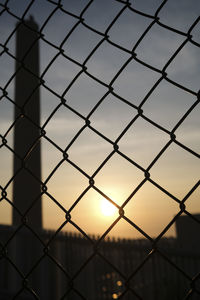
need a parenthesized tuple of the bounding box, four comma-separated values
(0, 0, 200, 299)
(0, 224, 200, 299)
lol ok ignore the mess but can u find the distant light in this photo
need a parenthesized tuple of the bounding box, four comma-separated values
(116, 280, 122, 286)
(106, 273, 111, 279)
(101, 198, 117, 217)
(112, 293, 118, 299)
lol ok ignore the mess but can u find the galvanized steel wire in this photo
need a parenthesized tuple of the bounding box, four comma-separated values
(0, 0, 200, 299)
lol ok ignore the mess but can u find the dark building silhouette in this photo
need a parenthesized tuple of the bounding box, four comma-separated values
(13, 15, 42, 229)
(176, 214, 200, 254)
(0, 17, 43, 299)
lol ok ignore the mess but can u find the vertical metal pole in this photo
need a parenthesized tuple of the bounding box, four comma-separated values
(10, 16, 43, 297)
(13, 16, 42, 229)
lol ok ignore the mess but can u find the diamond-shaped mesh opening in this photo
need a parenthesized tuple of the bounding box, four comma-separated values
(65, 73, 107, 116)
(113, 59, 161, 105)
(71, 188, 118, 236)
(136, 23, 185, 69)
(90, 94, 137, 140)
(175, 104, 200, 154)
(63, 24, 102, 64)
(150, 143, 200, 198)
(68, 127, 113, 175)
(124, 181, 178, 238)
(142, 80, 197, 130)
(42, 9, 78, 47)
(86, 41, 130, 83)
(118, 117, 169, 168)
(83, 0, 123, 32)
(167, 43, 200, 91)
(128, 251, 192, 299)
(0, 51, 15, 87)
(108, 8, 152, 50)
(43, 104, 85, 149)
(95, 152, 144, 204)
(42, 55, 82, 95)
(0, 0, 199, 299)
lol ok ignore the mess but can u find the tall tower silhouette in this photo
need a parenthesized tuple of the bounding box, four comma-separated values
(13, 16, 42, 229)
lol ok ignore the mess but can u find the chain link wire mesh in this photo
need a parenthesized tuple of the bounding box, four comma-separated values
(0, 0, 200, 299)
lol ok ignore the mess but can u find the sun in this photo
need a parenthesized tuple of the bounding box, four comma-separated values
(101, 198, 117, 217)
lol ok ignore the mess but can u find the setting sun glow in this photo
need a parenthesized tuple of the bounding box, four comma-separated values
(101, 199, 117, 217)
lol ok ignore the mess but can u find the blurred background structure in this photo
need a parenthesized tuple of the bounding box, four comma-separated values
(13, 16, 42, 230)
(0, 0, 200, 299)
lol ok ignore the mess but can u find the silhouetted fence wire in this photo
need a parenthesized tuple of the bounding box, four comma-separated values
(0, 0, 200, 299)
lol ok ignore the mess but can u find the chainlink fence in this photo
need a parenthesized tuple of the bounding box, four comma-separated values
(0, 0, 200, 299)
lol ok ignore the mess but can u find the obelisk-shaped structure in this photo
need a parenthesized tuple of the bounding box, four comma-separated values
(13, 16, 42, 229)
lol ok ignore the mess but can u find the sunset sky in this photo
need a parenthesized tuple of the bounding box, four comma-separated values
(0, 0, 199, 239)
